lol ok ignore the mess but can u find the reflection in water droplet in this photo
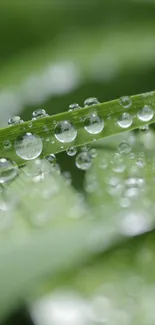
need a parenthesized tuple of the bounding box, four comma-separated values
(15, 133, 43, 160)
(54, 121, 77, 143)
(84, 113, 104, 134)
(0, 158, 18, 183)
(137, 105, 154, 122)
(76, 152, 92, 170)
(32, 109, 48, 120)
(119, 96, 132, 109)
(66, 147, 77, 156)
(84, 97, 100, 106)
(117, 113, 133, 128)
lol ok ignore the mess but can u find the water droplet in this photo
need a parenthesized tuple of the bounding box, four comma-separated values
(137, 105, 154, 122)
(32, 109, 48, 120)
(84, 113, 104, 134)
(0, 158, 18, 183)
(28, 121, 33, 128)
(139, 124, 149, 133)
(119, 96, 132, 108)
(69, 103, 80, 111)
(3, 140, 12, 150)
(89, 148, 98, 158)
(54, 121, 77, 143)
(118, 142, 131, 155)
(111, 153, 126, 173)
(84, 97, 100, 106)
(46, 154, 56, 165)
(75, 152, 92, 170)
(15, 133, 43, 160)
(136, 156, 145, 168)
(8, 116, 23, 126)
(66, 147, 77, 156)
(117, 113, 133, 128)
(62, 171, 72, 185)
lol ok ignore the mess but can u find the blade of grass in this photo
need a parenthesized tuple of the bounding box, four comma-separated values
(0, 90, 155, 166)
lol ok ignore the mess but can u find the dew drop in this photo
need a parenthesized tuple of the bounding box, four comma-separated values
(119, 96, 132, 108)
(111, 153, 126, 173)
(118, 141, 131, 155)
(32, 109, 48, 120)
(89, 148, 98, 158)
(66, 147, 77, 156)
(54, 121, 77, 143)
(84, 113, 104, 134)
(0, 158, 18, 183)
(15, 133, 43, 160)
(139, 124, 149, 133)
(69, 103, 80, 111)
(3, 140, 12, 150)
(8, 116, 23, 126)
(46, 154, 56, 165)
(137, 105, 154, 122)
(75, 152, 92, 170)
(84, 97, 100, 106)
(117, 113, 133, 128)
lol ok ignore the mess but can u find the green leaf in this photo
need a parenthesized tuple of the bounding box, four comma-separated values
(1, 90, 155, 166)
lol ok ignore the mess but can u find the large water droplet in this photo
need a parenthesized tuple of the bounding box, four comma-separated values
(137, 105, 154, 122)
(66, 147, 77, 156)
(54, 121, 77, 143)
(75, 152, 92, 170)
(15, 133, 43, 160)
(118, 141, 131, 155)
(84, 97, 100, 106)
(32, 109, 48, 120)
(119, 96, 132, 108)
(84, 113, 104, 134)
(117, 113, 133, 128)
(8, 116, 23, 126)
(0, 158, 18, 183)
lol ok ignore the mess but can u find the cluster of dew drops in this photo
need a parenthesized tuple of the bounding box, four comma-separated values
(0, 95, 154, 184)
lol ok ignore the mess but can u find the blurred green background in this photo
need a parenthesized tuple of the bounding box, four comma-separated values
(1, 0, 155, 323)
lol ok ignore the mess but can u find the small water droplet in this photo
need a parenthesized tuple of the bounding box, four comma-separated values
(46, 154, 56, 165)
(119, 96, 132, 108)
(139, 124, 149, 133)
(84, 113, 104, 134)
(75, 152, 92, 170)
(28, 121, 33, 128)
(66, 147, 77, 156)
(8, 116, 23, 126)
(15, 133, 43, 160)
(0, 158, 18, 183)
(89, 148, 98, 158)
(84, 97, 100, 106)
(111, 153, 126, 173)
(54, 121, 77, 143)
(62, 171, 72, 185)
(137, 105, 154, 122)
(117, 113, 133, 128)
(69, 103, 81, 111)
(118, 142, 131, 155)
(32, 109, 48, 120)
(3, 140, 12, 150)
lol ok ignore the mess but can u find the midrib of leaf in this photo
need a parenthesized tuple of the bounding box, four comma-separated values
(0, 90, 155, 165)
